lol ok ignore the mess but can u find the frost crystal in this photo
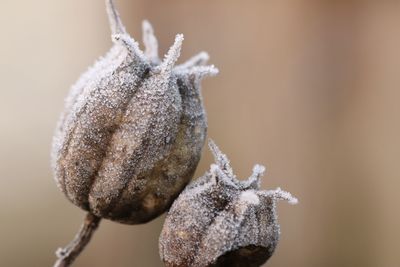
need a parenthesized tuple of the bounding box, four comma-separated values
(51, 0, 218, 224)
(159, 140, 297, 267)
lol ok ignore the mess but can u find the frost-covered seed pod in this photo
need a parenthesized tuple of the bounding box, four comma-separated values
(51, 0, 218, 224)
(159, 141, 298, 267)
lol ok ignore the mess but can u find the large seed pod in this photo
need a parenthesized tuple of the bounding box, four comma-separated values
(51, 0, 218, 224)
(159, 141, 298, 267)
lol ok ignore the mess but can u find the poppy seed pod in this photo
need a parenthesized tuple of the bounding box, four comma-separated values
(159, 141, 298, 267)
(51, 0, 218, 224)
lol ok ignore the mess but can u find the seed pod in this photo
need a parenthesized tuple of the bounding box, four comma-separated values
(159, 141, 298, 267)
(51, 0, 218, 224)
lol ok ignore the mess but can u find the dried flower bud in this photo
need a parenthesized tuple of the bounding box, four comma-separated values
(51, 0, 218, 224)
(159, 141, 298, 267)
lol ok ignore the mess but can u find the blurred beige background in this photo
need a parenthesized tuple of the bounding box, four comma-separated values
(1, 0, 400, 266)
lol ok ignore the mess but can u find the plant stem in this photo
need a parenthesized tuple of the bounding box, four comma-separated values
(54, 212, 101, 267)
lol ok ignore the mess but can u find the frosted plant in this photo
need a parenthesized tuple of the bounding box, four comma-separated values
(159, 140, 298, 267)
(51, 0, 217, 266)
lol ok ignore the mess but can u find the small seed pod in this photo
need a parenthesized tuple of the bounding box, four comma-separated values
(159, 141, 298, 267)
(51, 0, 218, 224)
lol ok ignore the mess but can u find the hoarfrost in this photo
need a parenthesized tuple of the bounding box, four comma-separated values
(52, 0, 218, 224)
(160, 140, 298, 266)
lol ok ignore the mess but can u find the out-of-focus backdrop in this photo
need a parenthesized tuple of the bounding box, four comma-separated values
(1, 0, 400, 266)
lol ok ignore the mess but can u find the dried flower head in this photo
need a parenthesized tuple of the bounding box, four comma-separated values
(159, 140, 298, 267)
(51, 0, 218, 224)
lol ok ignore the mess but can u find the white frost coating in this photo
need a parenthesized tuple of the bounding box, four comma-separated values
(262, 187, 299, 205)
(208, 139, 236, 179)
(160, 140, 298, 266)
(175, 65, 219, 80)
(251, 164, 266, 179)
(52, 44, 127, 172)
(106, 0, 126, 35)
(240, 164, 265, 190)
(175, 51, 210, 71)
(112, 34, 146, 61)
(209, 164, 237, 188)
(158, 34, 184, 74)
(239, 190, 260, 205)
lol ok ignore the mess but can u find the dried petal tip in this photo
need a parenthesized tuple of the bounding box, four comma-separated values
(106, 0, 126, 35)
(251, 164, 266, 178)
(176, 51, 210, 70)
(158, 34, 184, 74)
(142, 20, 159, 63)
(112, 34, 144, 60)
(209, 164, 238, 188)
(189, 65, 219, 80)
(262, 187, 299, 205)
(208, 139, 235, 178)
(241, 164, 265, 190)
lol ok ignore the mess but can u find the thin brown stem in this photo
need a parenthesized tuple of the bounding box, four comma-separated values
(54, 213, 101, 267)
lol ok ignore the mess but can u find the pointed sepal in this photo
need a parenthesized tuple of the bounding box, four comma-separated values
(105, 0, 126, 35)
